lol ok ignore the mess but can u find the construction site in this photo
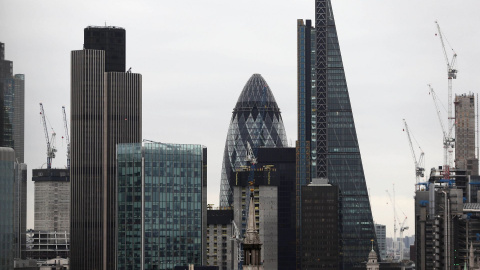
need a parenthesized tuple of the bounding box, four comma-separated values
(27, 104, 71, 262)
(411, 21, 480, 270)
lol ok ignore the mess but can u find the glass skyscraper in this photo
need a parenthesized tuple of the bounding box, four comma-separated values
(117, 142, 207, 270)
(0, 147, 15, 270)
(219, 73, 288, 207)
(296, 1, 378, 268)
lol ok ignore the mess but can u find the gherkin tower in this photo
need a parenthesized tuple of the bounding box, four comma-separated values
(296, 0, 379, 268)
(219, 74, 288, 207)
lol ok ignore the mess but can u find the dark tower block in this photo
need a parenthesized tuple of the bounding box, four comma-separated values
(70, 44, 141, 269)
(84, 26, 126, 72)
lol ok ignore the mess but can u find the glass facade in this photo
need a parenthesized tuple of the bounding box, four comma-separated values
(321, 4, 378, 267)
(220, 74, 288, 207)
(0, 148, 15, 270)
(296, 1, 379, 268)
(117, 142, 206, 270)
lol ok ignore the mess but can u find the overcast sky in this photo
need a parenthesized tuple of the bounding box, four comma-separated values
(1, 0, 479, 240)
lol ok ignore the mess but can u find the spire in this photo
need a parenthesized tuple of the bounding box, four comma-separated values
(243, 193, 263, 269)
(244, 194, 260, 244)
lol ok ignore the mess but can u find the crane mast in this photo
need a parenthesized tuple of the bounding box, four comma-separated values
(386, 184, 408, 261)
(39, 103, 57, 169)
(403, 119, 425, 184)
(435, 21, 457, 179)
(62, 106, 70, 169)
(428, 84, 454, 179)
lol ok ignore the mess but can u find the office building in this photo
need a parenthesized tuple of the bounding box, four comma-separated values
(24, 231, 69, 261)
(84, 26, 126, 72)
(414, 167, 480, 269)
(32, 168, 70, 261)
(455, 93, 478, 175)
(296, 19, 316, 189)
(230, 147, 296, 270)
(0, 42, 25, 162)
(206, 209, 234, 270)
(0, 147, 15, 270)
(116, 142, 207, 270)
(301, 178, 339, 269)
(374, 224, 387, 261)
(70, 26, 142, 270)
(32, 169, 70, 233)
(296, 1, 379, 267)
(13, 162, 27, 259)
(1, 42, 26, 261)
(219, 73, 288, 207)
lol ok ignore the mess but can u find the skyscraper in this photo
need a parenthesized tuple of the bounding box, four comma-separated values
(0, 147, 15, 270)
(84, 26, 126, 72)
(296, 1, 379, 268)
(231, 147, 296, 270)
(116, 142, 207, 270)
(374, 224, 387, 261)
(0, 42, 25, 161)
(0, 42, 26, 260)
(454, 93, 478, 175)
(70, 26, 141, 270)
(219, 74, 288, 207)
(301, 179, 339, 269)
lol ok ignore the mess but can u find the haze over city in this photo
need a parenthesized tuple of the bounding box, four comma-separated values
(2, 0, 480, 246)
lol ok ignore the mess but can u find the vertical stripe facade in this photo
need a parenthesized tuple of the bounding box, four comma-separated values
(70, 49, 141, 270)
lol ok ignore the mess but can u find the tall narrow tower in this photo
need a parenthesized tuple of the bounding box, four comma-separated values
(70, 26, 142, 270)
(243, 194, 263, 270)
(296, 1, 378, 268)
(455, 93, 478, 175)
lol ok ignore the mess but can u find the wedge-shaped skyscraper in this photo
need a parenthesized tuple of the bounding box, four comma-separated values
(296, 1, 378, 268)
(220, 74, 288, 207)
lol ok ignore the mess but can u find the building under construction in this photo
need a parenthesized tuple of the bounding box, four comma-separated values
(415, 166, 480, 270)
(455, 93, 478, 176)
(28, 168, 70, 261)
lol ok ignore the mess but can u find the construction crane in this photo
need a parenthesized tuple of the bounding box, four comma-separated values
(385, 188, 398, 259)
(231, 220, 244, 265)
(386, 185, 408, 261)
(39, 103, 57, 169)
(428, 84, 455, 180)
(398, 217, 409, 261)
(62, 106, 70, 169)
(403, 119, 425, 184)
(435, 21, 457, 179)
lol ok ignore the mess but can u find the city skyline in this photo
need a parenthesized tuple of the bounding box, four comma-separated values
(1, 0, 480, 241)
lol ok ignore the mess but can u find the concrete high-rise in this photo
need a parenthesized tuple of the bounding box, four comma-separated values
(231, 147, 296, 270)
(455, 93, 478, 175)
(116, 142, 207, 270)
(70, 26, 142, 270)
(33, 169, 70, 232)
(296, 1, 379, 268)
